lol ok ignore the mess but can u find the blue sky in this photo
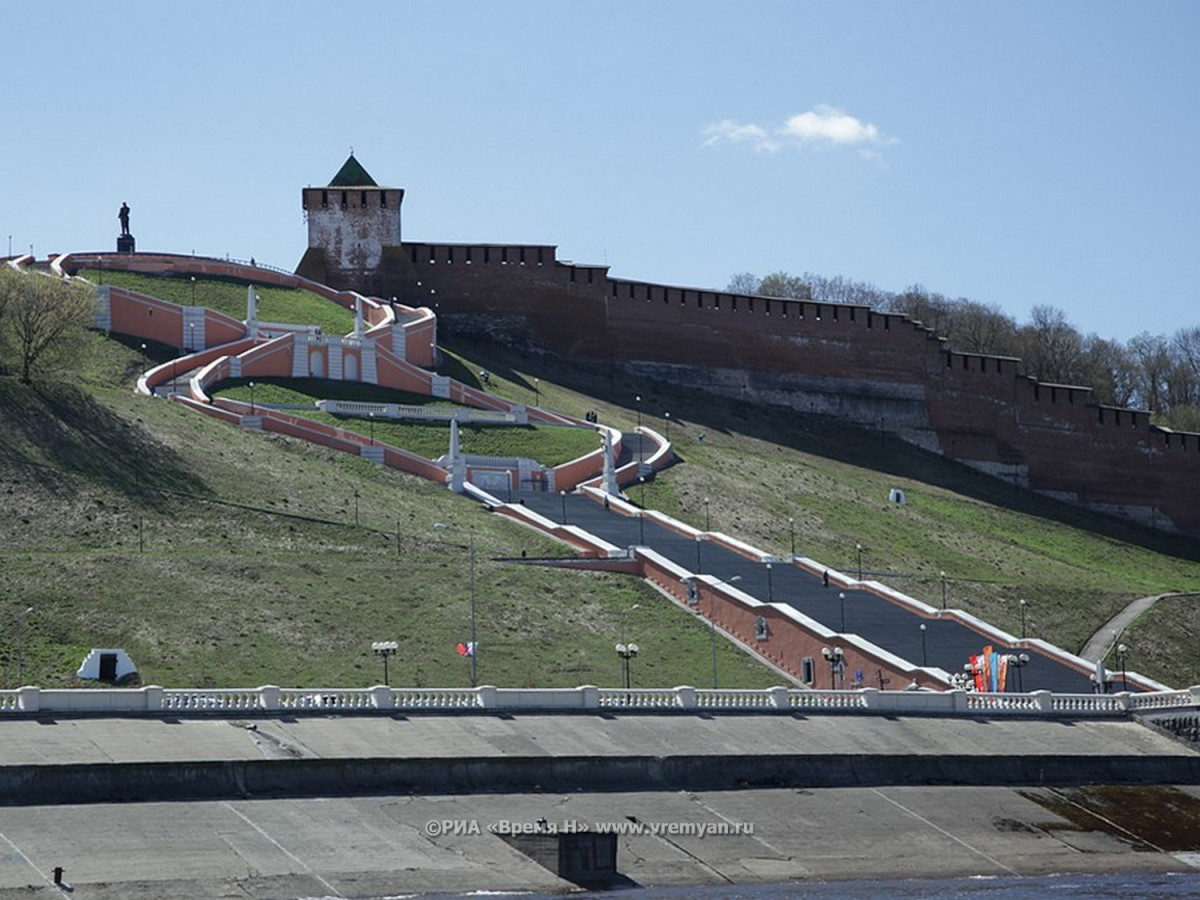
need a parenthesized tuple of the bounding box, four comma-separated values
(5, 1, 1197, 343)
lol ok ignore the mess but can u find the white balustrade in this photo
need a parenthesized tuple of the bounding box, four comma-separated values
(1, 684, 1198, 719)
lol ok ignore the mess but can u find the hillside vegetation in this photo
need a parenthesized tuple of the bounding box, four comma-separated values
(2, 315, 1200, 690)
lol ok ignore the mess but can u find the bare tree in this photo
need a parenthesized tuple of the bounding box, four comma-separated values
(1016, 305, 1085, 384)
(0, 268, 95, 384)
(725, 272, 761, 295)
(953, 300, 1019, 355)
(757, 271, 811, 299)
(1127, 331, 1173, 413)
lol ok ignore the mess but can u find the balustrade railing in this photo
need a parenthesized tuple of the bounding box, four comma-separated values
(1, 684, 1196, 718)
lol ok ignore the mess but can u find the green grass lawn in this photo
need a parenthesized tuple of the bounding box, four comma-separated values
(82, 269, 355, 336)
(211, 378, 601, 466)
(0, 337, 779, 690)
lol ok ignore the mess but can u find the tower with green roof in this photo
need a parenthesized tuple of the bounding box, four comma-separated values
(297, 153, 410, 295)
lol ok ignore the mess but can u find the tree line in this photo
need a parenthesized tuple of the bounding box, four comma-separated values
(0, 266, 95, 384)
(728, 271, 1200, 432)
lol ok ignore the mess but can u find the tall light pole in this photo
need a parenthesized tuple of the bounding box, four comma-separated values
(766, 563, 774, 602)
(372, 641, 398, 686)
(534, 377, 540, 407)
(468, 528, 477, 687)
(635, 394, 642, 429)
(709, 593, 719, 689)
(620, 603, 639, 646)
(695, 535, 703, 574)
(703, 497, 710, 532)
(248, 381, 256, 414)
(920, 623, 928, 666)
(1116, 643, 1129, 692)
(638, 477, 646, 545)
(788, 517, 795, 558)
(838, 591, 846, 632)
(1019, 599, 1027, 639)
(560, 489, 568, 524)
(940, 570, 947, 610)
(16, 606, 33, 685)
(663, 411, 671, 441)
(435, 522, 478, 687)
(856, 543, 863, 580)
(368, 412, 376, 446)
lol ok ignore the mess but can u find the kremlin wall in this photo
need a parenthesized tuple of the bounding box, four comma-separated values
(295, 156, 1200, 538)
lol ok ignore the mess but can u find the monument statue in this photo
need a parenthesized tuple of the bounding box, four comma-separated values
(118, 202, 131, 236)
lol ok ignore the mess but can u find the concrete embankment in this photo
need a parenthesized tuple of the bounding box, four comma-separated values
(7, 751, 1200, 806)
(1, 710, 1198, 806)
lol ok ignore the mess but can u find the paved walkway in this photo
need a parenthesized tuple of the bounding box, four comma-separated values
(1080, 592, 1200, 662)
(526, 490, 1098, 693)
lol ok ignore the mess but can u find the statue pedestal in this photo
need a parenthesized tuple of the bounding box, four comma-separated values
(117, 234, 135, 253)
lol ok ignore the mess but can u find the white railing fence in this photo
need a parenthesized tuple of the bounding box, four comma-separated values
(3, 684, 1198, 717)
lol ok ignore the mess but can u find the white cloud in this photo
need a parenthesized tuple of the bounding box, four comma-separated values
(701, 119, 781, 153)
(702, 105, 895, 155)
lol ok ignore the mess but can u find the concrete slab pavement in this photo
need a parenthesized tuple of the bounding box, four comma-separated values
(2, 786, 1199, 898)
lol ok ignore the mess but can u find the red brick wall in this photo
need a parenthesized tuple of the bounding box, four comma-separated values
(390, 246, 1200, 537)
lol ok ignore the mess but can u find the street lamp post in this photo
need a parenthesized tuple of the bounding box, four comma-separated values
(371, 640, 398, 686)
(839, 591, 846, 633)
(435, 522, 479, 687)
(1019, 599, 1027, 639)
(695, 536, 702, 574)
(620, 603, 640, 646)
(15, 606, 33, 685)
(664, 411, 671, 441)
(766, 563, 774, 602)
(468, 529, 477, 687)
(788, 517, 795, 558)
(940, 571, 947, 610)
(703, 497, 710, 532)
(248, 381, 256, 414)
(920, 623, 928, 666)
(615, 641, 639, 689)
(368, 412, 375, 446)
(560, 489, 568, 524)
(190, 275, 196, 306)
(1116, 643, 1129, 692)
(534, 377, 540, 407)
(856, 543, 863, 580)
(638, 477, 646, 545)
(1007, 652, 1030, 692)
(821, 646, 844, 689)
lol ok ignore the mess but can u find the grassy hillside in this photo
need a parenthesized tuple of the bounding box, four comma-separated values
(3, 321, 1200, 691)
(0, 335, 781, 690)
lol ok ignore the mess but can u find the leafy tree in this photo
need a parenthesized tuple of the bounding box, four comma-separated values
(0, 268, 95, 384)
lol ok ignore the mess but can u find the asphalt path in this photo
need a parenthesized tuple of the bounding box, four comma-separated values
(519, 488, 1099, 694)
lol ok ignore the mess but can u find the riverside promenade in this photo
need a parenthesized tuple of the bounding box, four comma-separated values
(3, 711, 1200, 897)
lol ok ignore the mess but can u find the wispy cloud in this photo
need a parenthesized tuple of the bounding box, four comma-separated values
(702, 105, 895, 157)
